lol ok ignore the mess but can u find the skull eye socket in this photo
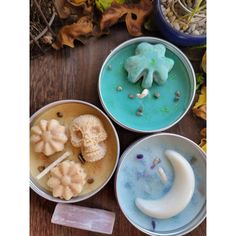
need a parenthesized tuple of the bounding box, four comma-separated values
(91, 126, 100, 134)
(76, 130, 82, 139)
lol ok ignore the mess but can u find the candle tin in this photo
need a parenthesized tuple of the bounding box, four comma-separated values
(30, 100, 120, 203)
(115, 133, 206, 236)
(98, 37, 196, 133)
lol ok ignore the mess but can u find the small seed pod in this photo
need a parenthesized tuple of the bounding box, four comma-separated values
(137, 106, 144, 112)
(128, 94, 135, 99)
(174, 96, 180, 102)
(136, 111, 143, 116)
(56, 112, 63, 118)
(87, 178, 94, 184)
(116, 86, 123, 91)
(150, 158, 161, 169)
(154, 92, 160, 99)
(175, 90, 181, 97)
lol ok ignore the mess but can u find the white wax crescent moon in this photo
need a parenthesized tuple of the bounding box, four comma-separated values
(135, 150, 195, 219)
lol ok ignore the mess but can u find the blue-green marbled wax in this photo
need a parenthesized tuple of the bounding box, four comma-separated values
(116, 134, 206, 234)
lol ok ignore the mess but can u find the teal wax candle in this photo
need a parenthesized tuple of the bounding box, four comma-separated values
(99, 38, 195, 132)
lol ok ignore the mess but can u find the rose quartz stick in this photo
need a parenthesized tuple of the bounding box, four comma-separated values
(51, 203, 116, 234)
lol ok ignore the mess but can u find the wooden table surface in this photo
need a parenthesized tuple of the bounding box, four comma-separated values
(30, 25, 206, 236)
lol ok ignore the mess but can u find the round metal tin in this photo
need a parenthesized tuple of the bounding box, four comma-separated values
(98, 37, 196, 133)
(115, 133, 206, 236)
(30, 99, 120, 203)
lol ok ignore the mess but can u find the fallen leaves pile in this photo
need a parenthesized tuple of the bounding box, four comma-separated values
(50, 0, 153, 49)
(100, 0, 153, 36)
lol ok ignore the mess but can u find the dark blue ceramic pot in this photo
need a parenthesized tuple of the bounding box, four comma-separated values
(153, 0, 206, 46)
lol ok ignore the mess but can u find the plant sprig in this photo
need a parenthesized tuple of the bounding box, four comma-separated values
(186, 0, 205, 24)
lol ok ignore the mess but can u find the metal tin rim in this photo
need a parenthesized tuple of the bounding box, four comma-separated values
(30, 99, 120, 203)
(115, 132, 206, 236)
(98, 37, 196, 133)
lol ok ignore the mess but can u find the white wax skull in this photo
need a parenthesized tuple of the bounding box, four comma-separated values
(70, 115, 108, 162)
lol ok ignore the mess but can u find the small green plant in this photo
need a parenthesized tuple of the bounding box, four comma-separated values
(161, 0, 206, 35)
(170, 0, 206, 26)
(185, 0, 206, 24)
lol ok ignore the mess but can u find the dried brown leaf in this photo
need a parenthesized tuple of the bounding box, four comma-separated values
(67, 0, 88, 7)
(200, 127, 206, 138)
(199, 137, 206, 152)
(81, 0, 94, 15)
(54, 0, 93, 19)
(54, 0, 72, 19)
(193, 104, 206, 120)
(72, 0, 94, 15)
(100, 0, 153, 36)
(201, 51, 206, 73)
(52, 16, 93, 49)
(199, 127, 206, 152)
(193, 85, 206, 120)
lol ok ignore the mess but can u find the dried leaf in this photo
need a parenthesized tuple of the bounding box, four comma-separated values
(52, 16, 93, 49)
(200, 127, 206, 137)
(199, 128, 206, 152)
(96, 0, 125, 12)
(100, 0, 153, 36)
(199, 138, 206, 152)
(54, 0, 72, 19)
(54, 0, 93, 19)
(193, 85, 206, 109)
(68, 0, 94, 14)
(67, 0, 88, 6)
(193, 85, 206, 120)
(81, 0, 94, 14)
(194, 104, 206, 120)
(201, 51, 206, 73)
